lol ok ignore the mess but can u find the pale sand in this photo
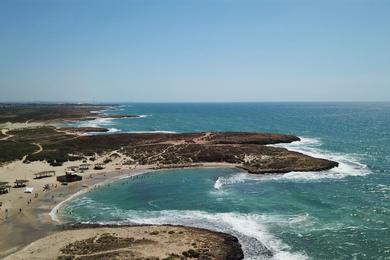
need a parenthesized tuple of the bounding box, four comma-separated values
(0, 152, 235, 258)
(4, 225, 242, 260)
(0, 121, 238, 257)
(0, 146, 152, 256)
(0, 121, 45, 132)
(0, 150, 135, 222)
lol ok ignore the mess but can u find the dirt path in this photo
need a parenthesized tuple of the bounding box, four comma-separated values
(0, 129, 13, 141)
(32, 143, 43, 155)
(146, 143, 181, 161)
(194, 132, 213, 144)
(145, 132, 212, 162)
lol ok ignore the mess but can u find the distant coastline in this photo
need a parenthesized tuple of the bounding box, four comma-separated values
(0, 103, 340, 259)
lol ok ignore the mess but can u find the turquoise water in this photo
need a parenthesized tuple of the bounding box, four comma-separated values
(62, 103, 390, 259)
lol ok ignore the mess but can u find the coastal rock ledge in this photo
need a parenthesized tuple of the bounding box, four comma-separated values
(5, 225, 244, 260)
(1, 128, 339, 174)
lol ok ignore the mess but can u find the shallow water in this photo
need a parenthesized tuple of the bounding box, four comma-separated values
(62, 103, 390, 259)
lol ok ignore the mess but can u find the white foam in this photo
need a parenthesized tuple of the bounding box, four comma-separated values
(125, 130, 177, 134)
(267, 137, 371, 181)
(212, 137, 370, 187)
(77, 117, 115, 128)
(85, 208, 309, 260)
(107, 128, 120, 133)
(81, 127, 122, 136)
(50, 170, 152, 222)
(49, 188, 91, 222)
(90, 110, 102, 114)
(214, 172, 255, 189)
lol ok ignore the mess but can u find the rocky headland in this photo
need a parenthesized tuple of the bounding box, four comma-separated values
(0, 104, 339, 259)
(4, 225, 244, 260)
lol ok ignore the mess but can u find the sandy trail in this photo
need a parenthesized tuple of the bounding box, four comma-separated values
(194, 132, 213, 144)
(32, 143, 43, 154)
(0, 129, 13, 141)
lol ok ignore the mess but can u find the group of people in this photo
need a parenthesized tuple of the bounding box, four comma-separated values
(1, 182, 62, 221)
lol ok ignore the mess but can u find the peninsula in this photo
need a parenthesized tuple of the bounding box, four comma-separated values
(0, 104, 339, 259)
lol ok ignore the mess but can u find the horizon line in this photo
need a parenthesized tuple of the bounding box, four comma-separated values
(1, 101, 389, 104)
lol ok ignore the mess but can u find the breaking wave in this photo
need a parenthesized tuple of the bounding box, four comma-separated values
(214, 172, 250, 189)
(125, 130, 177, 134)
(64, 199, 309, 260)
(76, 117, 115, 128)
(57, 136, 372, 260)
(213, 137, 370, 189)
(268, 137, 370, 181)
(107, 128, 121, 133)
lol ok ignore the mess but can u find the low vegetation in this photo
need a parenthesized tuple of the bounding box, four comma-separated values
(0, 140, 36, 163)
(0, 125, 338, 173)
(0, 104, 338, 172)
(0, 104, 107, 123)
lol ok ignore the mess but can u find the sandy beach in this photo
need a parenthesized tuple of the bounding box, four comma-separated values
(0, 166, 143, 257)
(0, 153, 236, 258)
(0, 131, 151, 257)
(0, 108, 342, 259)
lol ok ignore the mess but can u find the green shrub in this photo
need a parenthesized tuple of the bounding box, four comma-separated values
(182, 249, 200, 258)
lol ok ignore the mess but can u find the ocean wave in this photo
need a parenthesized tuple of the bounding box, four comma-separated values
(268, 137, 371, 181)
(108, 128, 121, 133)
(81, 127, 122, 136)
(213, 137, 370, 188)
(90, 110, 102, 114)
(76, 117, 115, 128)
(125, 130, 177, 134)
(49, 189, 93, 222)
(73, 206, 309, 260)
(214, 172, 254, 189)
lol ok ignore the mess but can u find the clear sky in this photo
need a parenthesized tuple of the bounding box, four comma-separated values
(1, 0, 389, 102)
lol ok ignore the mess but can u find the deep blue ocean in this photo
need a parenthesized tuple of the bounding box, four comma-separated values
(61, 103, 390, 259)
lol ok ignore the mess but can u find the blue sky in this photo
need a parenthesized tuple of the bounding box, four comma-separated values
(1, 0, 389, 102)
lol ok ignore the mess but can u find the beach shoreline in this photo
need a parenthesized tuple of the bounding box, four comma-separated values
(4, 224, 244, 259)
(0, 104, 340, 258)
(0, 162, 237, 258)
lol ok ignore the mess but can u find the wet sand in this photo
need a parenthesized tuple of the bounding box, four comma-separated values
(0, 166, 150, 258)
(0, 162, 236, 258)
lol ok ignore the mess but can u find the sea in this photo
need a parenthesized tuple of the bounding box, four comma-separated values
(59, 102, 390, 259)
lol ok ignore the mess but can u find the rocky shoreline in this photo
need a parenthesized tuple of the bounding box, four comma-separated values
(5, 224, 245, 260)
(0, 104, 340, 259)
(2, 127, 338, 173)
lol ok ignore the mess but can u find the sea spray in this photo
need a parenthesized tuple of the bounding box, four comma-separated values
(268, 137, 371, 181)
(57, 103, 390, 259)
(70, 207, 310, 260)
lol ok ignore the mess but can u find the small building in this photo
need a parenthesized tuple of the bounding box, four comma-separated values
(79, 163, 91, 171)
(0, 182, 11, 194)
(14, 179, 29, 188)
(65, 170, 76, 175)
(56, 172, 82, 183)
(67, 166, 79, 172)
(34, 171, 56, 179)
(94, 163, 105, 170)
